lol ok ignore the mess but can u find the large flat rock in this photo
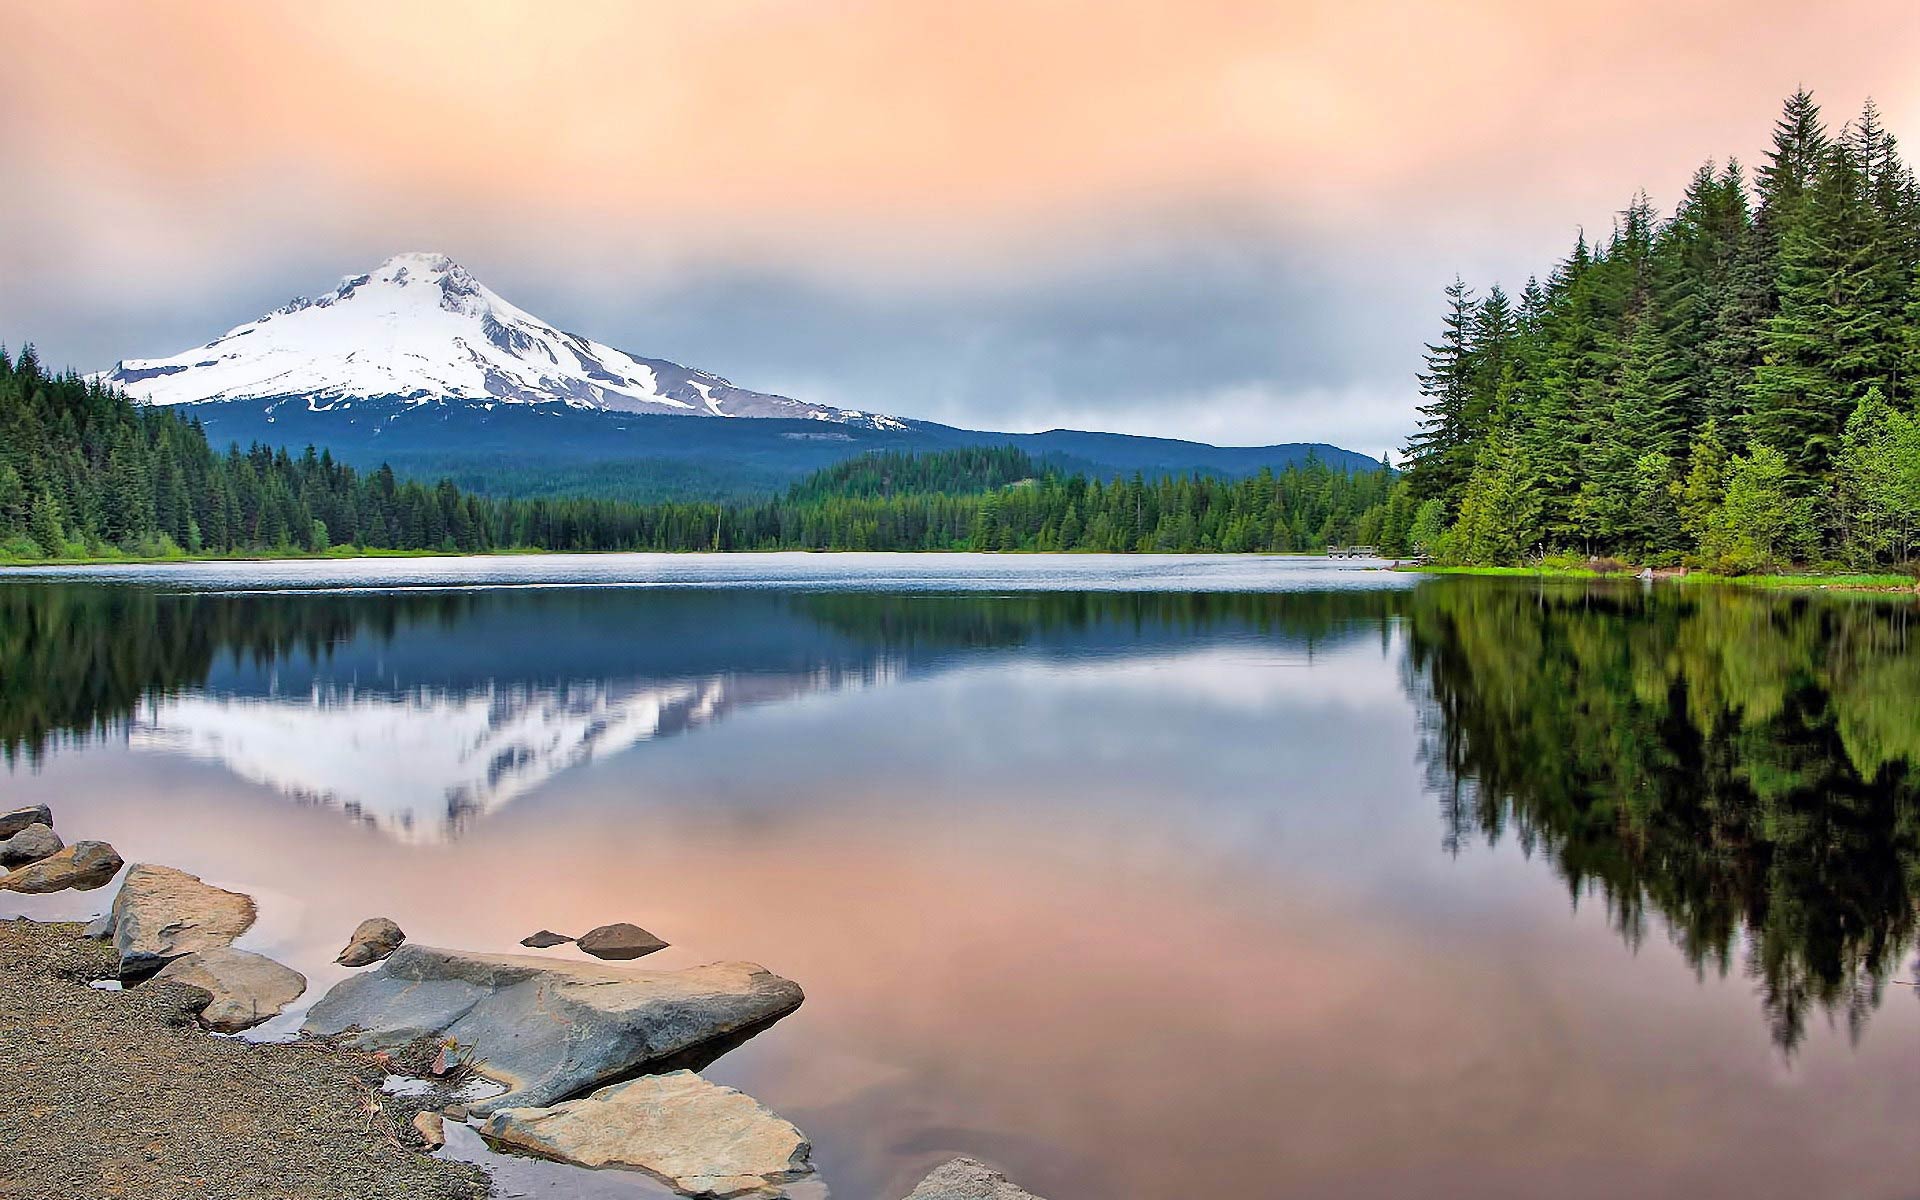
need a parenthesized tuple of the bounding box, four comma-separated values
(901, 1158, 1048, 1200)
(481, 1069, 814, 1198)
(153, 945, 308, 1032)
(109, 864, 257, 974)
(302, 946, 803, 1112)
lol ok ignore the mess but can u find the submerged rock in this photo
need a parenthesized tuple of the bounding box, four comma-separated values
(337, 917, 407, 967)
(0, 805, 52, 839)
(901, 1157, 1048, 1200)
(302, 946, 803, 1112)
(153, 945, 308, 1033)
(0, 823, 63, 868)
(576, 922, 669, 960)
(519, 930, 574, 948)
(480, 1070, 814, 1198)
(110, 864, 257, 974)
(0, 841, 123, 894)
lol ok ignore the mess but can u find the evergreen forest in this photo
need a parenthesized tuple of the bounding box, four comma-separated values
(1401, 90, 1920, 572)
(0, 347, 1398, 558)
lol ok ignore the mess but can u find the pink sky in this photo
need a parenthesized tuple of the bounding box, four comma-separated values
(6, 0, 1919, 449)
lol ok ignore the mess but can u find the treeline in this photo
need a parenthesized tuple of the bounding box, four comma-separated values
(681, 447, 1400, 552)
(0, 347, 1401, 557)
(1401, 90, 1920, 572)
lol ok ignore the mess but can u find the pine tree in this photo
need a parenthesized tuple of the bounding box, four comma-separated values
(1405, 277, 1478, 507)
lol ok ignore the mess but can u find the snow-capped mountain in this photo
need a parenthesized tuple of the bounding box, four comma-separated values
(95, 252, 906, 429)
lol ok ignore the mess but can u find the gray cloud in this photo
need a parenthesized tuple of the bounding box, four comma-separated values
(8, 211, 1430, 456)
(502, 225, 1428, 454)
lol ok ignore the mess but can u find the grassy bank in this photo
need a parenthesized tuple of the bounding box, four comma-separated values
(0, 545, 559, 568)
(1399, 563, 1918, 593)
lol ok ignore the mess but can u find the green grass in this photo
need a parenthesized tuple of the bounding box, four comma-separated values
(1396, 563, 1916, 592)
(0, 545, 550, 568)
(1675, 571, 1914, 591)
(1396, 564, 1611, 579)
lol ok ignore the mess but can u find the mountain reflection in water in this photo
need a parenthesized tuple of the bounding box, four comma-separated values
(3, 568, 1919, 1197)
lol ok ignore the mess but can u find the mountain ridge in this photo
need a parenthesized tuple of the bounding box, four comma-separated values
(88, 252, 1383, 492)
(95, 251, 907, 429)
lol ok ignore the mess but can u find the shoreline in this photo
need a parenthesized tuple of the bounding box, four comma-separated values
(0, 918, 488, 1200)
(1394, 564, 1919, 594)
(2, 547, 1913, 595)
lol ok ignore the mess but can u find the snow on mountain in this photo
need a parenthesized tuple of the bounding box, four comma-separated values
(95, 252, 906, 429)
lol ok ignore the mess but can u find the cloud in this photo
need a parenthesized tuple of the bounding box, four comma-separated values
(5, 0, 1919, 452)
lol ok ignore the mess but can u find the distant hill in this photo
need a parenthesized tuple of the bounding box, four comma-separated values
(167, 394, 1379, 501)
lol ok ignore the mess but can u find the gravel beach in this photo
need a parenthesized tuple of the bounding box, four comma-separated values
(0, 918, 489, 1200)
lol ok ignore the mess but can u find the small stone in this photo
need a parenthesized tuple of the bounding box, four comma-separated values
(442, 1103, 469, 1122)
(0, 805, 52, 839)
(902, 1157, 1049, 1200)
(519, 930, 573, 948)
(0, 822, 63, 868)
(153, 945, 308, 1033)
(412, 1110, 446, 1149)
(0, 840, 123, 894)
(576, 922, 668, 961)
(336, 917, 406, 967)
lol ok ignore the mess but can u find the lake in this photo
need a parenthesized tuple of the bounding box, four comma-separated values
(4, 553, 1918, 1199)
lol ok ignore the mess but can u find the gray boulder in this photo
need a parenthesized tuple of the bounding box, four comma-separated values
(481, 1070, 815, 1198)
(336, 916, 406, 967)
(0, 822, 63, 868)
(0, 840, 123, 894)
(0, 805, 52, 839)
(902, 1158, 1048, 1200)
(153, 945, 308, 1032)
(577, 922, 669, 960)
(110, 864, 257, 974)
(519, 930, 574, 948)
(302, 946, 803, 1113)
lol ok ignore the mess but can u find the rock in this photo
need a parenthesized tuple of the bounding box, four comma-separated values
(442, 1103, 469, 1122)
(302, 946, 803, 1113)
(0, 823, 63, 868)
(0, 840, 124, 894)
(576, 922, 669, 960)
(82, 910, 116, 939)
(901, 1157, 1048, 1200)
(519, 930, 574, 948)
(412, 1110, 446, 1149)
(337, 917, 406, 967)
(152, 945, 308, 1033)
(481, 1070, 813, 1198)
(110, 864, 257, 975)
(0, 804, 52, 839)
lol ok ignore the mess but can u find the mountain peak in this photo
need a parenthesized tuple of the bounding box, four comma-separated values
(94, 257, 907, 429)
(374, 250, 457, 274)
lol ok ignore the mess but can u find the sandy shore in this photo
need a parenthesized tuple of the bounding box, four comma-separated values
(0, 918, 488, 1200)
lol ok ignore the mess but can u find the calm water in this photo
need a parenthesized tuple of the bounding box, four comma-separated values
(4, 554, 1918, 1200)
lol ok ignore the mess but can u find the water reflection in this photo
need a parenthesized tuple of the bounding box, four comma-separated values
(2, 585, 1396, 840)
(1403, 582, 1920, 1051)
(4, 567, 1920, 1196)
